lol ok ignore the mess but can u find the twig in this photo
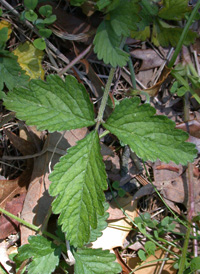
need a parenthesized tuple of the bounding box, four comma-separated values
(58, 44, 93, 76)
(2, 146, 66, 160)
(152, 47, 174, 85)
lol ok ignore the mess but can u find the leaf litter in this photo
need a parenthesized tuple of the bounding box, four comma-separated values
(0, 0, 200, 273)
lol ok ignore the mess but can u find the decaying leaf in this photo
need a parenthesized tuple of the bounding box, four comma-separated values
(0, 193, 26, 239)
(13, 42, 45, 80)
(143, 66, 171, 96)
(0, 20, 12, 41)
(130, 48, 169, 71)
(153, 161, 200, 216)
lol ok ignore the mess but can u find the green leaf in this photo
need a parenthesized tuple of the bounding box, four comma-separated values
(0, 50, 29, 91)
(24, 0, 38, 10)
(96, 0, 111, 10)
(33, 38, 46, 50)
(0, 8, 3, 16)
(152, 19, 197, 47)
(158, 0, 191, 21)
(131, 26, 150, 41)
(104, 97, 197, 165)
(93, 20, 129, 67)
(3, 74, 95, 131)
(140, 0, 158, 17)
(177, 86, 188, 97)
(190, 257, 200, 271)
(39, 5, 52, 17)
(70, 0, 86, 6)
(160, 216, 170, 227)
(138, 250, 146, 261)
(38, 28, 52, 38)
(74, 247, 122, 274)
(145, 241, 156, 256)
(25, 10, 38, 22)
(15, 235, 61, 274)
(35, 19, 45, 29)
(136, 0, 158, 30)
(105, 0, 120, 12)
(49, 131, 107, 247)
(0, 28, 8, 43)
(170, 81, 179, 94)
(108, 0, 140, 37)
(43, 15, 57, 25)
(89, 202, 109, 243)
(93, 0, 140, 67)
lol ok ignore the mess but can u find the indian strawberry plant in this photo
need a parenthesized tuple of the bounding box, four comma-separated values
(0, 0, 200, 273)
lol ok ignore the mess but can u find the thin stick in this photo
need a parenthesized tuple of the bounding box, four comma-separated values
(58, 44, 93, 76)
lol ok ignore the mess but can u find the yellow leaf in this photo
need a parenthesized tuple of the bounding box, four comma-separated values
(13, 42, 45, 80)
(0, 20, 12, 40)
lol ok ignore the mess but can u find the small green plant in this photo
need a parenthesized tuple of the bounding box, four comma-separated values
(21, 0, 56, 50)
(112, 181, 126, 197)
(171, 63, 200, 103)
(131, 0, 197, 47)
(0, 0, 200, 273)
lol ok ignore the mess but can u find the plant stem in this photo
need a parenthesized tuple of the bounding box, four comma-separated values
(99, 130, 110, 139)
(168, 0, 200, 68)
(124, 45, 136, 89)
(177, 224, 191, 274)
(95, 67, 115, 131)
(178, 90, 196, 273)
(0, 207, 40, 232)
(0, 207, 64, 245)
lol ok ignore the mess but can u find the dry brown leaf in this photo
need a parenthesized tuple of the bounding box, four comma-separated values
(90, 195, 137, 250)
(153, 161, 183, 182)
(4, 127, 36, 156)
(153, 161, 200, 216)
(87, 64, 104, 98)
(176, 120, 200, 138)
(20, 128, 88, 244)
(127, 248, 179, 274)
(0, 129, 35, 239)
(0, 193, 26, 239)
(144, 66, 171, 97)
(131, 49, 169, 71)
